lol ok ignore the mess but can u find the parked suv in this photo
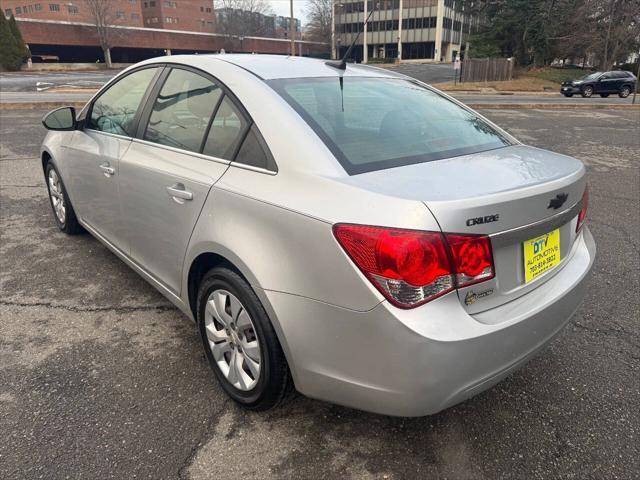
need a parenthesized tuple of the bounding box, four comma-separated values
(561, 70, 637, 98)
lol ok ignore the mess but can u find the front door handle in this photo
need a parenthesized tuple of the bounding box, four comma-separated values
(99, 162, 115, 177)
(166, 183, 193, 203)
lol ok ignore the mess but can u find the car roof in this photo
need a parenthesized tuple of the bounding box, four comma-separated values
(149, 54, 405, 81)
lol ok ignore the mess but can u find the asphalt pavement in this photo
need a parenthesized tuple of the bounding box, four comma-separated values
(1, 107, 638, 479)
(0, 70, 116, 92)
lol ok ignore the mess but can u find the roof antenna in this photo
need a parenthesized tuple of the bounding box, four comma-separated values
(326, 2, 378, 70)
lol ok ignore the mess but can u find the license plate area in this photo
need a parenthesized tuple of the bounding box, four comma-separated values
(523, 228, 561, 283)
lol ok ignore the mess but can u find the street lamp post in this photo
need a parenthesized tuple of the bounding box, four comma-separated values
(397, 0, 402, 62)
(289, 0, 295, 56)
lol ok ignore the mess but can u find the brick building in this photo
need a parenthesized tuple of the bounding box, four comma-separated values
(0, 1, 328, 62)
(1, 0, 216, 32)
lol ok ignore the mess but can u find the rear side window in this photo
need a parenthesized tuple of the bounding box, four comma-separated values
(202, 96, 247, 160)
(89, 67, 159, 136)
(234, 126, 273, 170)
(270, 77, 512, 174)
(144, 68, 222, 152)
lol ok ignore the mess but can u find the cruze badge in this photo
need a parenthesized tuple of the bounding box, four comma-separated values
(466, 214, 499, 227)
(548, 193, 568, 210)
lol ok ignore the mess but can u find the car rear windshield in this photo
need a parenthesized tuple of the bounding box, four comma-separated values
(269, 77, 511, 175)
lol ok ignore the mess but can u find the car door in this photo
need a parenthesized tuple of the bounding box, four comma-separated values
(611, 72, 627, 91)
(119, 66, 249, 295)
(597, 73, 616, 93)
(65, 66, 161, 248)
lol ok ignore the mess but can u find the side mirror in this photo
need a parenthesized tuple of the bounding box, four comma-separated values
(42, 106, 77, 131)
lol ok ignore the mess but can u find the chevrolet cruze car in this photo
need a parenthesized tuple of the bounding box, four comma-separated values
(40, 55, 595, 416)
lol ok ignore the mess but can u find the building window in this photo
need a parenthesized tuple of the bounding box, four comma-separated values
(115, 10, 124, 19)
(129, 0, 137, 3)
(4, 8, 12, 16)
(131, 13, 140, 20)
(149, 0, 156, 6)
(15, 6, 22, 14)
(35, 3, 42, 11)
(206, 7, 211, 12)
(68, 5, 78, 14)
(49, 4, 60, 12)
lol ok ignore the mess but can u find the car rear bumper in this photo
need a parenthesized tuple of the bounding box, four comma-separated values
(266, 226, 596, 417)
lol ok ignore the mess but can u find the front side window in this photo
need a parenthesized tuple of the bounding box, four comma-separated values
(270, 77, 511, 175)
(88, 67, 159, 136)
(144, 68, 222, 152)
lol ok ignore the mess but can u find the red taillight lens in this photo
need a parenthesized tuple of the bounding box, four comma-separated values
(333, 225, 454, 308)
(445, 234, 495, 287)
(333, 224, 495, 308)
(576, 187, 589, 232)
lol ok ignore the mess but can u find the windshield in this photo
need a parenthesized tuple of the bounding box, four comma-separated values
(580, 72, 601, 80)
(269, 77, 512, 175)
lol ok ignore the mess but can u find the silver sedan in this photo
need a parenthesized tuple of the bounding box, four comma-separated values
(40, 55, 595, 416)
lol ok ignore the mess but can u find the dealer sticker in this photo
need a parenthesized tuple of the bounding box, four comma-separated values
(523, 229, 561, 283)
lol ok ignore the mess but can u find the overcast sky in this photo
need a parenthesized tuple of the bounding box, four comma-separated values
(267, 0, 310, 25)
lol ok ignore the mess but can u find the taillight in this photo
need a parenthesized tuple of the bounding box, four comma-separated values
(576, 187, 589, 232)
(333, 224, 494, 309)
(445, 234, 495, 287)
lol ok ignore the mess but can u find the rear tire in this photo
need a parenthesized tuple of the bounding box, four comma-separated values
(197, 267, 294, 411)
(581, 85, 593, 98)
(45, 162, 83, 235)
(619, 86, 631, 98)
(599, 93, 610, 98)
(563, 93, 573, 97)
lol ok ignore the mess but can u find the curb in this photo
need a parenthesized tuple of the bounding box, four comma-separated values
(468, 103, 640, 110)
(1, 101, 638, 111)
(446, 90, 560, 96)
(1, 102, 87, 110)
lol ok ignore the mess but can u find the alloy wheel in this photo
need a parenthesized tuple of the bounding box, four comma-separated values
(583, 86, 593, 97)
(48, 168, 66, 224)
(204, 289, 261, 391)
(620, 87, 630, 98)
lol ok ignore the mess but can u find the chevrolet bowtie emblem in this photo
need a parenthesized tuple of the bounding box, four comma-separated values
(548, 193, 568, 210)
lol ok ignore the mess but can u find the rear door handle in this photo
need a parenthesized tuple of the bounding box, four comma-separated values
(99, 162, 115, 177)
(166, 183, 193, 203)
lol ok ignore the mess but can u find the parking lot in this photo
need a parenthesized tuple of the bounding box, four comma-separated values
(0, 107, 638, 479)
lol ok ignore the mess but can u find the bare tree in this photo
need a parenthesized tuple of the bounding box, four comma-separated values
(586, 0, 640, 70)
(84, 0, 121, 68)
(215, 0, 275, 50)
(304, 0, 331, 44)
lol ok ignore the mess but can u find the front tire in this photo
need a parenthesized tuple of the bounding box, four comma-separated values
(619, 86, 631, 98)
(197, 267, 293, 411)
(581, 85, 594, 98)
(45, 162, 82, 234)
(563, 92, 574, 97)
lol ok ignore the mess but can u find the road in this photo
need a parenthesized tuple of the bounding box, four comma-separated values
(2, 90, 637, 108)
(1, 108, 638, 479)
(2, 66, 637, 106)
(0, 70, 116, 92)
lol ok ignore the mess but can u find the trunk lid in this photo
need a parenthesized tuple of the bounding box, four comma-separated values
(345, 145, 587, 314)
